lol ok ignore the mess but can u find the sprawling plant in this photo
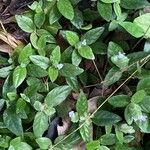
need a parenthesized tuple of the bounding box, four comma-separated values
(0, 0, 150, 149)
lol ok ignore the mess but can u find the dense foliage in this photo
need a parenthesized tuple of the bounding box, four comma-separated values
(1, 0, 150, 149)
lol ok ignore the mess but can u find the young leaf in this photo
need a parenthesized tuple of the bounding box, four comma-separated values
(29, 55, 49, 69)
(3, 108, 23, 136)
(76, 91, 88, 117)
(86, 140, 100, 150)
(131, 90, 146, 103)
(30, 32, 38, 49)
(81, 27, 104, 45)
(13, 66, 27, 88)
(48, 67, 58, 82)
(92, 110, 121, 126)
(36, 137, 52, 149)
(97, 2, 112, 22)
(45, 85, 72, 107)
(78, 45, 95, 60)
(59, 63, 84, 77)
(57, 0, 74, 20)
(113, 2, 121, 17)
(119, 22, 144, 38)
(33, 112, 49, 138)
(66, 31, 79, 46)
(108, 95, 130, 107)
(18, 43, 33, 65)
(15, 15, 35, 33)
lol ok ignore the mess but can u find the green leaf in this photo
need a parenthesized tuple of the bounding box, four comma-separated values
(37, 35, 46, 56)
(3, 108, 23, 136)
(72, 50, 82, 66)
(100, 0, 119, 3)
(86, 140, 100, 150)
(30, 32, 38, 49)
(108, 95, 130, 107)
(103, 67, 122, 86)
(119, 22, 144, 38)
(100, 134, 116, 145)
(59, 63, 84, 77)
(120, 0, 150, 9)
(9, 137, 32, 150)
(49, 5, 61, 24)
(27, 64, 48, 77)
(66, 31, 79, 46)
(131, 90, 146, 103)
(119, 123, 135, 134)
(45, 85, 72, 107)
(29, 55, 49, 69)
(113, 2, 121, 17)
(16, 98, 26, 114)
(81, 27, 104, 45)
(13, 66, 27, 88)
(134, 13, 150, 38)
(0, 66, 13, 78)
(50, 46, 61, 65)
(34, 12, 45, 29)
(98, 146, 110, 150)
(15, 15, 35, 33)
(36, 137, 52, 149)
(76, 91, 88, 117)
(107, 42, 123, 58)
(66, 77, 80, 92)
(57, 0, 74, 20)
(78, 45, 95, 60)
(48, 66, 58, 82)
(139, 96, 150, 113)
(97, 2, 112, 22)
(125, 103, 142, 123)
(79, 121, 91, 142)
(33, 112, 49, 138)
(18, 44, 33, 65)
(92, 110, 121, 126)
(137, 77, 150, 95)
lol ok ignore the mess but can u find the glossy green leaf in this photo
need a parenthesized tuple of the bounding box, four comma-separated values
(66, 77, 79, 92)
(139, 96, 150, 113)
(33, 112, 49, 138)
(119, 22, 144, 38)
(86, 140, 100, 150)
(13, 66, 27, 88)
(100, 134, 116, 145)
(57, 0, 74, 20)
(30, 32, 38, 49)
(15, 15, 35, 33)
(0, 66, 13, 78)
(97, 2, 112, 22)
(108, 95, 130, 107)
(92, 110, 121, 126)
(72, 50, 82, 66)
(113, 2, 121, 17)
(29, 55, 49, 69)
(78, 45, 95, 60)
(37, 35, 46, 56)
(59, 63, 84, 77)
(45, 85, 72, 107)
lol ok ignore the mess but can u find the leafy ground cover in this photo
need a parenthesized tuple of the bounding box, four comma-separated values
(1, 0, 150, 149)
